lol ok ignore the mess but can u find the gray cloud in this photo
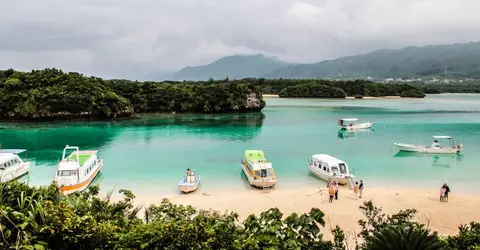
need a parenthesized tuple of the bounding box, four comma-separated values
(1, 0, 479, 80)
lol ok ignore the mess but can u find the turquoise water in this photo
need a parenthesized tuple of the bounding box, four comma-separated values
(1, 94, 480, 195)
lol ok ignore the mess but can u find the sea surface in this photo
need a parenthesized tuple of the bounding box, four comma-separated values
(1, 94, 480, 196)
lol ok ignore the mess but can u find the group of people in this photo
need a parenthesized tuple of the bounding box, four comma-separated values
(327, 179, 364, 202)
(440, 183, 451, 202)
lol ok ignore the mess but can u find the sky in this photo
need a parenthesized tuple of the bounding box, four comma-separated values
(1, 0, 480, 80)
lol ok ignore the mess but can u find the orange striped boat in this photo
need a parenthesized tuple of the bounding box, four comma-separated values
(54, 145, 103, 195)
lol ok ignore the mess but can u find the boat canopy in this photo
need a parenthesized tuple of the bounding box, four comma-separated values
(0, 149, 26, 155)
(433, 136, 452, 139)
(244, 150, 267, 162)
(340, 118, 358, 122)
(311, 154, 346, 166)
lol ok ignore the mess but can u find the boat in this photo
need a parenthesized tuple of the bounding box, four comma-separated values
(241, 150, 278, 188)
(393, 136, 463, 154)
(178, 169, 200, 194)
(0, 149, 31, 182)
(338, 118, 374, 130)
(308, 154, 355, 185)
(53, 145, 103, 194)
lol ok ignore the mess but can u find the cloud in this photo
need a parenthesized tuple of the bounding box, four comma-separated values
(1, 0, 479, 80)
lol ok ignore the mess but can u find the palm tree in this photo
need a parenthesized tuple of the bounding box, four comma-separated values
(364, 225, 447, 250)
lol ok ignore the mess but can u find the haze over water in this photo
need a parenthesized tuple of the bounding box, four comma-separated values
(1, 94, 480, 196)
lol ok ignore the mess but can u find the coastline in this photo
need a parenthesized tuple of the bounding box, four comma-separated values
(262, 94, 423, 99)
(126, 186, 480, 239)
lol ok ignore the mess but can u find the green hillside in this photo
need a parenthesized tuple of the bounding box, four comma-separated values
(265, 42, 480, 79)
(172, 54, 289, 81)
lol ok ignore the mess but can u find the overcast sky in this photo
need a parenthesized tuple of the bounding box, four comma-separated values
(1, 0, 479, 80)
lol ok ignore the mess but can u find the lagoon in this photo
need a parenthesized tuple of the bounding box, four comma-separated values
(1, 94, 480, 195)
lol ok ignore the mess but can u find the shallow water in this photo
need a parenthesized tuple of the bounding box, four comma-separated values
(1, 94, 480, 195)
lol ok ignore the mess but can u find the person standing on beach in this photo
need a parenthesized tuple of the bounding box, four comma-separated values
(334, 181, 339, 200)
(359, 180, 364, 198)
(443, 183, 451, 202)
(354, 182, 359, 199)
(440, 186, 445, 202)
(328, 185, 335, 203)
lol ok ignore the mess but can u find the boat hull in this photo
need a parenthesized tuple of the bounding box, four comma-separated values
(241, 163, 277, 188)
(60, 160, 103, 195)
(308, 164, 351, 185)
(340, 122, 374, 130)
(179, 176, 200, 194)
(394, 143, 461, 154)
(0, 162, 31, 182)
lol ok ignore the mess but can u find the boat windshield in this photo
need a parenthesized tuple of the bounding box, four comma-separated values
(338, 163, 347, 174)
(57, 170, 77, 177)
(255, 169, 275, 178)
(331, 166, 340, 175)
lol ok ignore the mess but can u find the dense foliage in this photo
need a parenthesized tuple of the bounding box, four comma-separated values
(264, 42, 480, 79)
(0, 181, 479, 249)
(278, 84, 347, 98)
(416, 83, 480, 94)
(0, 69, 265, 120)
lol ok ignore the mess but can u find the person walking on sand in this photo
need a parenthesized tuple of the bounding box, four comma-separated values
(334, 181, 339, 200)
(329, 185, 335, 203)
(327, 178, 332, 188)
(359, 180, 364, 198)
(354, 182, 359, 199)
(440, 186, 445, 202)
(443, 183, 451, 202)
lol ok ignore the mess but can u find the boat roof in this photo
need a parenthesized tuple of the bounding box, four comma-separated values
(244, 150, 266, 162)
(0, 149, 26, 154)
(312, 154, 346, 165)
(340, 118, 358, 122)
(433, 136, 452, 139)
(0, 153, 19, 163)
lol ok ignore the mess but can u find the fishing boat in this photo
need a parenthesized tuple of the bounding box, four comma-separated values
(0, 149, 31, 182)
(393, 136, 463, 154)
(241, 150, 278, 188)
(308, 154, 355, 185)
(338, 118, 374, 130)
(53, 145, 103, 194)
(178, 169, 200, 194)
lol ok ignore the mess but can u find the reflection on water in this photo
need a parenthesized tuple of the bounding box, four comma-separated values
(337, 129, 374, 139)
(393, 151, 464, 168)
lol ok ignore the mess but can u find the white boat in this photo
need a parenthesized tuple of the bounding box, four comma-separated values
(393, 136, 463, 154)
(179, 170, 200, 194)
(338, 118, 374, 130)
(308, 154, 355, 185)
(0, 149, 31, 182)
(241, 150, 278, 188)
(53, 145, 103, 194)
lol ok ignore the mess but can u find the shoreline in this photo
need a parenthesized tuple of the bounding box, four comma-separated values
(262, 94, 424, 99)
(124, 186, 480, 239)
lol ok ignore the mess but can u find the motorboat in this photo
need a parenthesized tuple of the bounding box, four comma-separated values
(179, 169, 200, 194)
(393, 136, 463, 154)
(308, 154, 355, 185)
(338, 118, 374, 131)
(53, 145, 103, 194)
(0, 149, 31, 182)
(241, 150, 278, 188)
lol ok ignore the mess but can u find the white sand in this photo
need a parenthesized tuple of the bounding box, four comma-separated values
(262, 94, 280, 98)
(132, 187, 480, 239)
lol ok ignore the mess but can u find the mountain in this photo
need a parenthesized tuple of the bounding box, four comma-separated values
(172, 54, 289, 81)
(265, 42, 480, 79)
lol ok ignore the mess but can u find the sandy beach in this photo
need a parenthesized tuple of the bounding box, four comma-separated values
(131, 187, 480, 239)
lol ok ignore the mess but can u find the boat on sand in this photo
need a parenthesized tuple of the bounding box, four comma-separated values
(393, 136, 463, 154)
(338, 118, 374, 131)
(179, 169, 200, 194)
(54, 145, 103, 194)
(241, 150, 278, 188)
(308, 154, 355, 185)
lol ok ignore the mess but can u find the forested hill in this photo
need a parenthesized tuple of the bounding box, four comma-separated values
(265, 42, 480, 79)
(172, 54, 289, 81)
(0, 69, 265, 120)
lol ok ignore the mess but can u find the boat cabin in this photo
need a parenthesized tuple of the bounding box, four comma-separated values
(338, 118, 358, 127)
(0, 153, 24, 171)
(309, 154, 352, 178)
(243, 150, 275, 180)
(432, 136, 457, 147)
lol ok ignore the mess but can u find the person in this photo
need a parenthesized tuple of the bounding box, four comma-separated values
(431, 140, 441, 148)
(327, 178, 332, 188)
(328, 185, 335, 203)
(443, 183, 451, 202)
(186, 168, 191, 176)
(440, 186, 445, 202)
(359, 180, 364, 198)
(334, 181, 339, 200)
(354, 182, 359, 199)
